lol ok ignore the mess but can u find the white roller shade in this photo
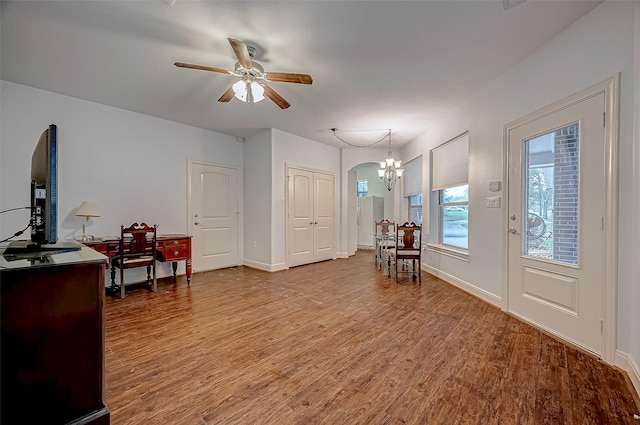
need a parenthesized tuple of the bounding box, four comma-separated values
(403, 156, 422, 196)
(431, 132, 469, 191)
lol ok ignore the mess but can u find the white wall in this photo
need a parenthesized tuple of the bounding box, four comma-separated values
(271, 128, 341, 267)
(0, 81, 242, 279)
(347, 169, 357, 255)
(243, 129, 273, 270)
(400, 0, 638, 388)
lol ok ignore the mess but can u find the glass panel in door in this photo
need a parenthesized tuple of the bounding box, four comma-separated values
(523, 123, 579, 265)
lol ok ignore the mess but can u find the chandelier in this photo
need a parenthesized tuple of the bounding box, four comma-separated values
(378, 132, 404, 191)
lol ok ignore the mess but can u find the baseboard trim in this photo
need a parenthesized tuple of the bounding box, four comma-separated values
(422, 263, 501, 308)
(243, 260, 287, 272)
(270, 262, 288, 272)
(615, 350, 640, 407)
(336, 251, 349, 259)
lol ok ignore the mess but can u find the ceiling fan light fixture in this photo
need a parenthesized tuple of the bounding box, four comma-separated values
(232, 80, 265, 103)
(175, 38, 310, 109)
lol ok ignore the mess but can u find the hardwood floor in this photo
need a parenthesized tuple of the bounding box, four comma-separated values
(104, 251, 639, 424)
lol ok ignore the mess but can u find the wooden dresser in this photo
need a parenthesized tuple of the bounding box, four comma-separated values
(0, 244, 110, 424)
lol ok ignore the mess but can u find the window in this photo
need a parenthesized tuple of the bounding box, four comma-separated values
(408, 194, 422, 225)
(439, 185, 468, 249)
(431, 132, 469, 251)
(357, 180, 368, 197)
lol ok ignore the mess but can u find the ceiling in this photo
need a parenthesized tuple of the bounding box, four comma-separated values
(0, 0, 601, 149)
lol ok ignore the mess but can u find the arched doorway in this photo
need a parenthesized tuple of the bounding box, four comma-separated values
(347, 162, 397, 255)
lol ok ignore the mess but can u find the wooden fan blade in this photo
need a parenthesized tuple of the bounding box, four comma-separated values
(218, 86, 235, 102)
(228, 38, 252, 69)
(266, 72, 313, 85)
(174, 62, 230, 75)
(263, 85, 291, 109)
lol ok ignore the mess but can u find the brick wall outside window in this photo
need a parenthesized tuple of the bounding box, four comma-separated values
(552, 124, 579, 264)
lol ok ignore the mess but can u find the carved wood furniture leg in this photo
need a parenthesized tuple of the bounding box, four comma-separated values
(172, 262, 178, 279)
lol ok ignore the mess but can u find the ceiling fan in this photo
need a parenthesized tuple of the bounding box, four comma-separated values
(174, 38, 313, 109)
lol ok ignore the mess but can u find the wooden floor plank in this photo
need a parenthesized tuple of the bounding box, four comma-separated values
(104, 251, 640, 424)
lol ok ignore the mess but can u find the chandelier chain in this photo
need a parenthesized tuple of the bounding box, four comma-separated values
(330, 128, 391, 148)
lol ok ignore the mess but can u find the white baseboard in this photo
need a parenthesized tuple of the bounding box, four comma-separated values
(615, 350, 640, 400)
(357, 244, 375, 250)
(243, 259, 287, 272)
(422, 263, 501, 308)
(270, 262, 287, 272)
(336, 251, 349, 259)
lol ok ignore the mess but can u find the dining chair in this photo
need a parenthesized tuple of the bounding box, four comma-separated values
(388, 222, 422, 283)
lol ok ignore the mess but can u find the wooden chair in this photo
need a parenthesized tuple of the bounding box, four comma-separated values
(375, 219, 395, 270)
(111, 222, 157, 298)
(388, 222, 422, 284)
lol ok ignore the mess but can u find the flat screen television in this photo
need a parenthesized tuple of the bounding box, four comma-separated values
(3, 124, 79, 257)
(30, 123, 58, 245)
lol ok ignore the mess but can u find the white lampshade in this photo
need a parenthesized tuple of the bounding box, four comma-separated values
(75, 201, 100, 242)
(232, 80, 265, 103)
(396, 168, 404, 177)
(250, 82, 265, 102)
(75, 201, 101, 217)
(377, 169, 385, 177)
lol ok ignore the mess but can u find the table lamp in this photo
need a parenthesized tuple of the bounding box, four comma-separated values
(75, 201, 101, 241)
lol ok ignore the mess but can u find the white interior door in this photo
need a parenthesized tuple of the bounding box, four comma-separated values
(287, 167, 335, 267)
(287, 168, 314, 267)
(190, 162, 239, 272)
(313, 172, 335, 262)
(507, 92, 605, 355)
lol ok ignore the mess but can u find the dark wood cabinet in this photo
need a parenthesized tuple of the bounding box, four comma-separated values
(1, 245, 110, 424)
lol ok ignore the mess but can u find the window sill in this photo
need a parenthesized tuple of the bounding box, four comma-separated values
(427, 244, 469, 262)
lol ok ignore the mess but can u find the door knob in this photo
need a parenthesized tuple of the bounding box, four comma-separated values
(508, 227, 517, 234)
(194, 221, 201, 226)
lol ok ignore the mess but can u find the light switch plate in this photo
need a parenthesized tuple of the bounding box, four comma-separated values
(486, 196, 501, 208)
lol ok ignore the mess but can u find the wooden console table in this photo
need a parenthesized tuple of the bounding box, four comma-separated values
(85, 234, 192, 285)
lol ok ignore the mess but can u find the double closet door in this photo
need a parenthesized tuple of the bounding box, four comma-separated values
(287, 167, 336, 267)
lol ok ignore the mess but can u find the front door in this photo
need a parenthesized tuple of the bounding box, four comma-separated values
(190, 162, 239, 272)
(507, 91, 605, 355)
